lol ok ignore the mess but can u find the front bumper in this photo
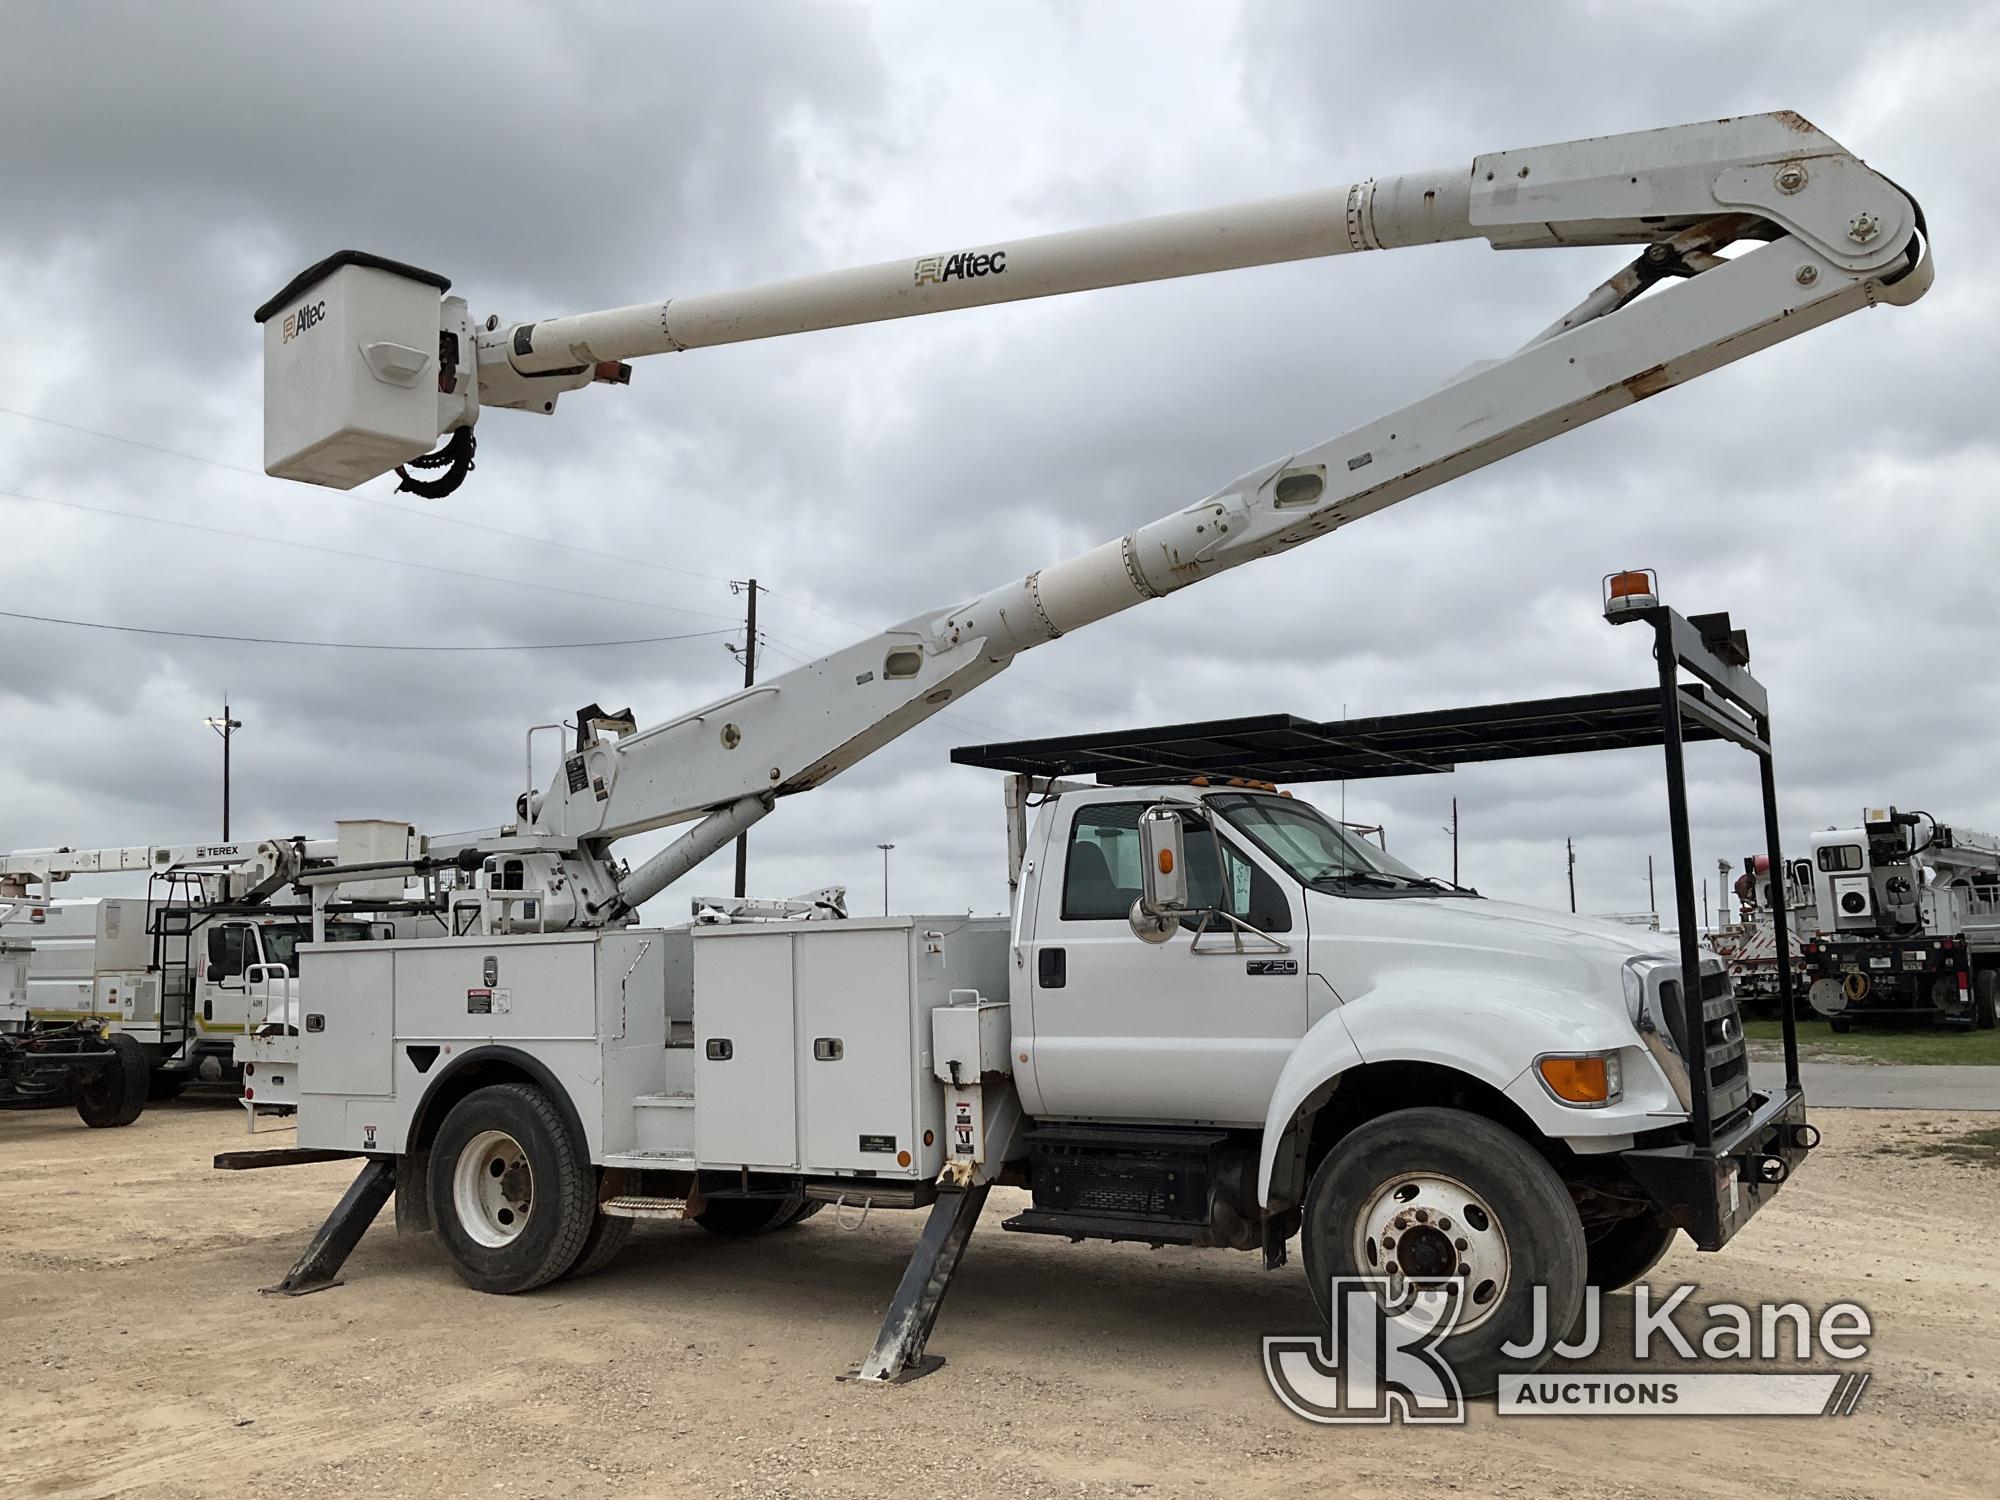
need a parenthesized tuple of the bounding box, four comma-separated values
(1619, 1087, 1813, 1251)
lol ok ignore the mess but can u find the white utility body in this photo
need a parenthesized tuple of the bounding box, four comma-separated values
(234, 114, 1926, 1391)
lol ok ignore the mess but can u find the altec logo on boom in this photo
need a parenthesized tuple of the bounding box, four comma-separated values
(281, 300, 327, 343)
(913, 249, 1008, 286)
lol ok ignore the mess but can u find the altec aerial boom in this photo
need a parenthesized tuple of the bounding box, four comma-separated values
(258, 113, 1929, 928)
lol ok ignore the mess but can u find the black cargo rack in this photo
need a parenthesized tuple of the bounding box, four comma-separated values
(952, 588, 1803, 1153)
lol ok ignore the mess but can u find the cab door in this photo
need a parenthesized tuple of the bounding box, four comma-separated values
(1025, 798, 1307, 1126)
(202, 922, 258, 1030)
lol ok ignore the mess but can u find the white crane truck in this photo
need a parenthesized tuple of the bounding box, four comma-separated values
(1802, 808, 2000, 1031)
(225, 114, 1925, 1392)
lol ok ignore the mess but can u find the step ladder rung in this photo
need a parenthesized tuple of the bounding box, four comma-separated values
(603, 1194, 689, 1221)
(632, 1092, 694, 1109)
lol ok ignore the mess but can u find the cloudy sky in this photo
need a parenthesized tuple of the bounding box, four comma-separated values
(1, 2, 1990, 928)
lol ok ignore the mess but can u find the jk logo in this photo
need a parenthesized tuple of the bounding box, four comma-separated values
(1263, 1277, 1466, 1425)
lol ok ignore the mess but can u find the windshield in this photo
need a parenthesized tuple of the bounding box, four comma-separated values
(1207, 793, 1463, 896)
(258, 926, 310, 971)
(256, 922, 368, 970)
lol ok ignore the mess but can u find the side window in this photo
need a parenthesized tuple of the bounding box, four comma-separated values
(1183, 819, 1292, 934)
(207, 924, 252, 981)
(1061, 803, 1149, 921)
(1817, 844, 1864, 873)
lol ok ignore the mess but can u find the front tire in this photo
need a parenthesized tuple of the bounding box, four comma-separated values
(1585, 1212, 1678, 1293)
(427, 1084, 595, 1294)
(1974, 970, 1998, 1031)
(76, 1033, 148, 1128)
(1300, 1107, 1586, 1398)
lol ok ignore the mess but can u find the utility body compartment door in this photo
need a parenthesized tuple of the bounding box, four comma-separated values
(694, 930, 800, 1169)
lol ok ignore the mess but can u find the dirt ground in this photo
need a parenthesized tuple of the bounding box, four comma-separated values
(3, 1098, 1995, 1499)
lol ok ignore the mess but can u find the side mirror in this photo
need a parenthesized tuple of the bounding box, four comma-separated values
(1130, 804, 1189, 944)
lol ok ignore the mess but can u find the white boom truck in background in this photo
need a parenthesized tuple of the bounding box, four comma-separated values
(1802, 808, 2000, 1031)
(227, 114, 1924, 1392)
(0, 823, 419, 1109)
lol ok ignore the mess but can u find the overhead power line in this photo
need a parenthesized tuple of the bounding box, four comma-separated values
(0, 486, 741, 627)
(0, 607, 734, 654)
(0, 403, 1103, 711)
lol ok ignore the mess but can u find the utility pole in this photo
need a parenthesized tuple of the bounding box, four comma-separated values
(1701, 878, 1709, 934)
(730, 579, 760, 898)
(1440, 797, 1458, 886)
(1646, 854, 1656, 915)
(877, 843, 895, 916)
(1566, 837, 1576, 914)
(204, 696, 243, 840)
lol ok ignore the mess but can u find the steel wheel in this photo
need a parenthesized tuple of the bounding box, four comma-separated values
(452, 1128, 535, 1248)
(1351, 1170, 1511, 1332)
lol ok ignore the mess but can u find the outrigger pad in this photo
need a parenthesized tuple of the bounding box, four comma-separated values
(841, 1182, 991, 1386)
(260, 1157, 396, 1296)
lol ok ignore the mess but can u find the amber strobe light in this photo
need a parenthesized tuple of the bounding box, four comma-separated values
(1602, 567, 1659, 617)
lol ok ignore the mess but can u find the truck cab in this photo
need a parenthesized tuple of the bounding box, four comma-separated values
(1017, 782, 1707, 1147)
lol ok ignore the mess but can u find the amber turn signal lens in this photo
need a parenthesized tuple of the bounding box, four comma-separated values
(1538, 1054, 1611, 1104)
(1157, 849, 1174, 874)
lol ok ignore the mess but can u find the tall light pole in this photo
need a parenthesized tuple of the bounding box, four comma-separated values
(876, 842, 895, 916)
(1441, 797, 1458, 887)
(204, 696, 243, 840)
(1566, 836, 1577, 914)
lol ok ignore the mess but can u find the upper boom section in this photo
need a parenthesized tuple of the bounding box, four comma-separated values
(257, 112, 1926, 492)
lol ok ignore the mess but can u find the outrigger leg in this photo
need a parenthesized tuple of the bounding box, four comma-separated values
(261, 1157, 396, 1296)
(842, 1182, 991, 1385)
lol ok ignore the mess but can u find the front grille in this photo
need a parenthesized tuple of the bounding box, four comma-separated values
(1659, 969, 1753, 1126)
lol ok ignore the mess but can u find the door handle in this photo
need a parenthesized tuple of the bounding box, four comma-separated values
(1038, 947, 1066, 989)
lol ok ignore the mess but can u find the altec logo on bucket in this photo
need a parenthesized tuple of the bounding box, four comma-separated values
(282, 300, 327, 343)
(913, 249, 1008, 286)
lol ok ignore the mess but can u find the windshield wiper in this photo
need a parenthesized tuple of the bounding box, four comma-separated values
(1316, 870, 1411, 890)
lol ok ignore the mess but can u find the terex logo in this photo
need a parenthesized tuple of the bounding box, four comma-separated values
(914, 249, 1008, 287)
(282, 300, 328, 343)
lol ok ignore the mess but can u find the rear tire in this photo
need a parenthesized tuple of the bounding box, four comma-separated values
(1584, 1213, 1678, 1293)
(427, 1084, 595, 1294)
(1300, 1107, 1586, 1398)
(1829, 1017, 1852, 1034)
(694, 1196, 811, 1238)
(76, 1034, 148, 1128)
(1974, 970, 1998, 1031)
(566, 1202, 635, 1280)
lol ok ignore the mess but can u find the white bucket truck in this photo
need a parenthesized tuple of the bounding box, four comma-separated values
(227, 114, 1922, 1390)
(0, 823, 419, 1105)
